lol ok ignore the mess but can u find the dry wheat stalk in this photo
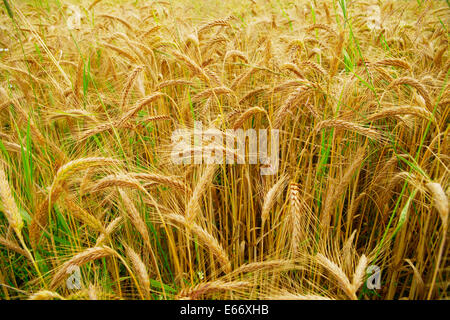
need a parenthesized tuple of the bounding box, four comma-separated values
(121, 66, 143, 110)
(172, 51, 211, 84)
(230, 67, 259, 90)
(30, 184, 64, 247)
(272, 79, 307, 93)
(261, 175, 288, 224)
(223, 50, 249, 65)
(140, 115, 172, 123)
(50, 246, 116, 289)
(96, 216, 123, 247)
(28, 290, 65, 300)
(387, 77, 433, 111)
(227, 259, 298, 277)
(198, 16, 234, 35)
(315, 119, 383, 141)
(50, 157, 120, 195)
(119, 189, 151, 249)
(98, 14, 134, 31)
(342, 230, 357, 272)
(204, 68, 223, 86)
(367, 105, 434, 122)
(87, 173, 146, 194)
(232, 107, 266, 129)
(306, 23, 337, 37)
(288, 183, 309, 256)
(132, 172, 188, 192)
(64, 197, 106, 233)
(0, 163, 23, 237)
(329, 31, 345, 79)
(186, 165, 217, 223)
(77, 122, 134, 142)
(267, 292, 332, 300)
(315, 253, 356, 300)
(115, 93, 173, 127)
(46, 109, 97, 123)
(192, 86, 233, 102)
(426, 182, 448, 226)
(351, 254, 368, 293)
(124, 244, 151, 299)
(156, 79, 195, 90)
(433, 46, 447, 68)
(165, 213, 231, 272)
(320, 148, 366, 229)
(0, 141, 28, 154)
(299, 61, 328, 77)
(176, 280, 249, 300)
(0, 235, 28, 257)
(372, 58, 412, 70)
(281, 63, 305, 79)
(238, 86, 269, 104)
(88, 0, 103, 10)
(274, 86, 313, 128)
(74, 57, 83, 99)
(102, 43, 138, 63)
(405, 258, 425, 296)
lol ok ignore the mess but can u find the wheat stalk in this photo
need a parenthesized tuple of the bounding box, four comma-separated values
(28, 290, 65, 300)
(124, 244, 151, 299)
(261, 175, 288, 224)
(426, 182, 448, 227)
(315, 119, 383, 141)
(315, 253, 356, 300)
(387, 77, 433, 111)
(165, 213, 231, 273)
(176, 280, 249, 300)
(186, 165, 217, 223)
(50, 246, 117, 289)
(0, 162, 23, 237)
(121, 66, 143, 110)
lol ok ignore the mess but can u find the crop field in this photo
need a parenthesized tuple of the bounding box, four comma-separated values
(0, 0, 448, 300)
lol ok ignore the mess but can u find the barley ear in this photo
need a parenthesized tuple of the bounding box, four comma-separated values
(0, 162, 23, 238)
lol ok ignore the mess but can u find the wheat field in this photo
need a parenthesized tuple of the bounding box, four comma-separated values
(0, 0, 448, 300)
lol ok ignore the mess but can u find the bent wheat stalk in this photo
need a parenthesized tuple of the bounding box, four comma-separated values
(50, 246, 117, 289)
(176, 280, 250, 300)
(165, 213, 231, 273)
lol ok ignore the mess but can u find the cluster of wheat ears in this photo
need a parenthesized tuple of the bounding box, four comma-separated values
(0, 0, 448, 300)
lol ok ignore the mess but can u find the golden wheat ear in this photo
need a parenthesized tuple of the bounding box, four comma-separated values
(50, 246, 117, 289)
(124, 243, 151, 299)
(315, 254, 357, 300)
(426, 182, 449, 227)
(0, 162, 23, 238)
(261, 175, 289, 225)
(176, 280, 250, 300)
(28, 290, 65, 300)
